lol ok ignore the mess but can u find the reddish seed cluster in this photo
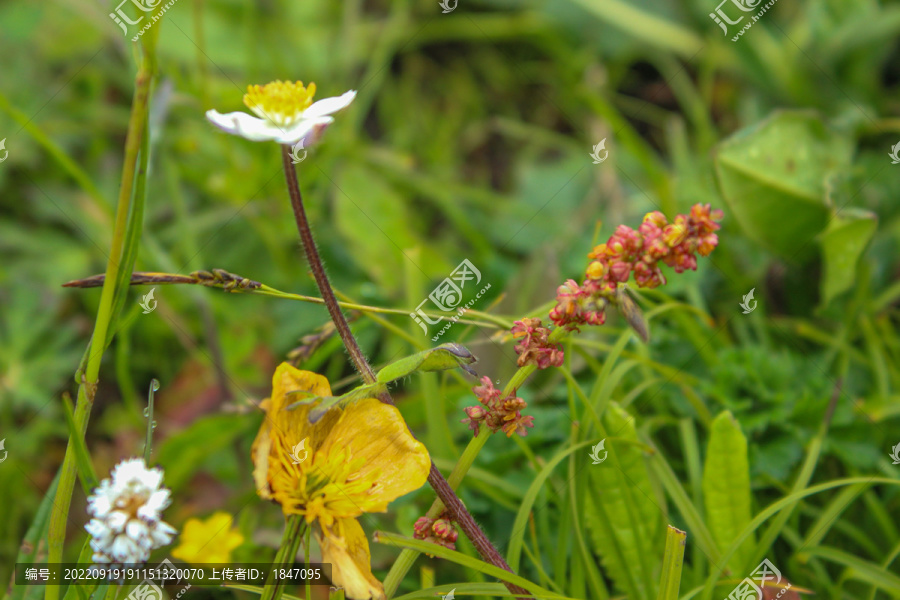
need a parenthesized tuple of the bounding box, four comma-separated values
(550, 204, 722, 329)
(413, 513, 458, 552)
(462, 377, 534, 438)
(510, 318, 564, 369)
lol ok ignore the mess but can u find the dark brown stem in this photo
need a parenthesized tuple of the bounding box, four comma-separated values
(281, 146, 376, 383)
(280, 146, 527, 597)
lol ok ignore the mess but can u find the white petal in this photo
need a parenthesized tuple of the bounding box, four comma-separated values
(88, 494, 111, 517)
(140, 489, 170, 518)
(302, 90, 357, 119)
(150, 521, 177, 546)
(274, 116, 334, 145)
(107, 511, 129, 532)
(206, 109, 286, 142)
(127, 520, 149, 541)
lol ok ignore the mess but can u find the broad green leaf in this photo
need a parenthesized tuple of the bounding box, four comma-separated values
(657, 526, 687, 600)
(817, 207, 877, 306)
(714, 111, 853, 258)
(702, 411, 754, 576)
(583, 403, 664, 600)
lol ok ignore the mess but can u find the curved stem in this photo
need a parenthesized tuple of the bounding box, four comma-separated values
(280, 146, 527, 597)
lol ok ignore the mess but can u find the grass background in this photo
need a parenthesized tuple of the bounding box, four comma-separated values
(2, 0, 900, 598)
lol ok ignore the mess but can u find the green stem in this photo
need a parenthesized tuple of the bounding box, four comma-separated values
(46, 48, 155, 600)
(384, 327, 569, 595)
(262, 515, 306, 600)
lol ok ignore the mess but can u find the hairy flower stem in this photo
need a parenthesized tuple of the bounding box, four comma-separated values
(280, 146, 527, 597)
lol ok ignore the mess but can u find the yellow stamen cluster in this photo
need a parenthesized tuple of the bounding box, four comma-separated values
(270, 440, 383, 528)
(243, 80, 316, 126)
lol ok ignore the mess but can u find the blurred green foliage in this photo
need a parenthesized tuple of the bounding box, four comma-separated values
(2, 0, 900, 598)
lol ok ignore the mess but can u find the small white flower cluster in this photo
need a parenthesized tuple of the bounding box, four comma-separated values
(85, 458, 176, 564)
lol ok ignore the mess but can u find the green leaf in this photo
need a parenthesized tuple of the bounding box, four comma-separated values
(375, 342, 477, 383)
(583, 404, 664, 600)
(371, 531, 574, 599)
(802, 546, 900, 593)
(657, 526, 687, 600)
(61, 394, 98, 495)
(702, 411, 754, 575)
(295, 343, 477, 422)
(714, 111, 853, 259)
(817, 207, 877, 307)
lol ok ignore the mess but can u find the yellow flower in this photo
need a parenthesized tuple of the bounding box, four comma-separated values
(171, 512, 244, 564)
(251, 363, 431, 600)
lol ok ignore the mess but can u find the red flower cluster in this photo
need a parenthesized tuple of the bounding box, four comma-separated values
(550, 204, 722, 329)
(462, 377, 534, 437)
(414, 513, 458, 552)
(510, 318, 564, 369)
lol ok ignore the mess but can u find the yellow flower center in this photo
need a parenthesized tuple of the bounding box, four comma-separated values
(243, 80, 317, 127)
(270, 440, 383, 528)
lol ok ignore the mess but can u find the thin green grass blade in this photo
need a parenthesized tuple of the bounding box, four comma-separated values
(701, 477, 900, 600)
(372, 532, 574, 599)
(802, 546, 900, 593)
(507, 440, 595, 571)
(656, 526, 687, 600)
(60, 395, 98, 495)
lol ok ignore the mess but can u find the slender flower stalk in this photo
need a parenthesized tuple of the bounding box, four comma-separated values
(383, 327, 568, 596)
(62, 270, 509, 329)
(279, 146, 528, 598)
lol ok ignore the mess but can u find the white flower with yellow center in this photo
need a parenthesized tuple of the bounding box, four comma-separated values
(206, 80, 356, 145)
(84, 458, 176, 564)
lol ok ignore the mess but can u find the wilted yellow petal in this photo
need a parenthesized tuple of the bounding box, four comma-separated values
(316, 518, 385, 600)
(318, 397, 431, 512)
